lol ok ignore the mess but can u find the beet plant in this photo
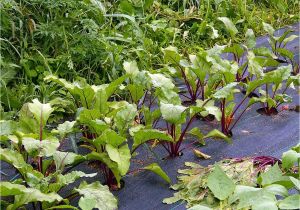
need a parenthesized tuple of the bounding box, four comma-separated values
(0, 99, 117, 210)
(248, 65, 299, 115)
(263, 22, 299, 75)
(162, 46, 224, 104)
(45, 75, 171, 189)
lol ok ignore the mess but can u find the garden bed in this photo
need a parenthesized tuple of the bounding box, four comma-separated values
(1, 19, 299, 210)
(113, 23, 300, 210)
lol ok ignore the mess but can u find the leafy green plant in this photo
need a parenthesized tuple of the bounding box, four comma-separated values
(164, 144, 300, 209)
(262, 22, 299, 75)
(45, 75, 171, 189)
(248, 65, 299, 115)
(0, 99, 117, 210)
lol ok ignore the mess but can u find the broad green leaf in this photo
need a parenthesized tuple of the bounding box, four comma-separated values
(53, 171, 97, 190)
(127, 84, 144, 103)
(28, 99, 54, 127)
(196, 100, 221, 121)
(160, 103, 187, 124)
(123, 60, 139, 76)
(52, 121, 76, 137)
(213, 82, 238, 99)
(76, 181, 118, 210)
(258, 163, 286, 186)
(207, 165, 235, 200)
(86, 152, 121, 187)
(155, 87, 181, 105)
(22, 137, 60, 157)
(203, 129, 231, 143)
(247, 52, 264, 77)
(264, 184, 288, 197)
(45, 75, 95, 109)
(163, 46, 181, 64)
(0, 182, 28, 196)
(263, 22, 275, 35)
(218, 17, 238, 37)
(53, 151, 85, 170)
(163, 193, 181, 204)
(224, 44, 244, 58)
(94, 129, 126, 148)
(246, 78, 266, 95)
(276, 48, 294, 60)
(132, 129, 173, 151)
(264, 65, 291, 86)
(143, 163, 171, 183)
(114, 103, 137, 133)
(1, 182, 62, 209)
(253, 47, 276, 58)
(245, 29, 256, 49)
(282, 149, 300, 169)
(106, 144, 131, 176)
(0, 120, 16, 136)
(188, 127, 205, 145)
(189, 54, 211, 82)
(148, 73, 175, 90)
(236, 189, 278, 210)
(283, 35, 298, 46)
(94, 89, 109, 115)
(278, 194, 300, 209)
(0, 148, 38, 177)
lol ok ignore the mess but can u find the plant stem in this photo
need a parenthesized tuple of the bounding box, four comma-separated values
(38, 109, 43, 173)
(229, 105, 249, 130)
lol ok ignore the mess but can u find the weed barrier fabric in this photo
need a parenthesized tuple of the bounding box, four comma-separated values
(0, 23, 299, 210)
(113, 23, 300, 210)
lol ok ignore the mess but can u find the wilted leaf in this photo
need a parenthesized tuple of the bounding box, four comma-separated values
(193, 149, 211, 159)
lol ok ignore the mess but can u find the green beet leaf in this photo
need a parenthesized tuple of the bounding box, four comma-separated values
(143, 163, 171, 184)
(123, 60, 139, 76)
(213, 82, 238, 99)
(282, 149, 300, 170)
(278, 194, 300, 209)
(207, 165, 235, 200)
(160, 103, 187, 124)
(53, 151, 85, 170)
(132, 128, 173, 151)
(28, 99, 54, 127)
(217, 17, 238, 38)
(106, 144, 131, 176)
(0, 182, 62, 210)
(52, 121, 76, 137)
(75, 181, 118, 210)
(258, 163, 290, 187)
(22, 137, 60, 157)
(203, 129, 231, 143)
